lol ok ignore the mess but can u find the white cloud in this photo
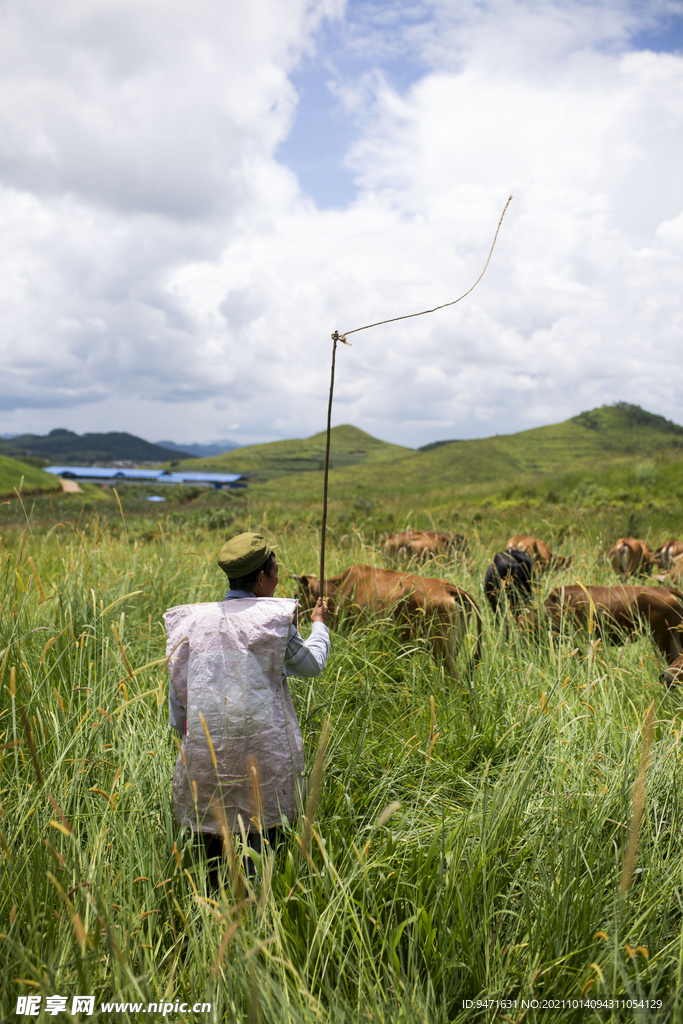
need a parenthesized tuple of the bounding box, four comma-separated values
(0, 0, 342, 435)
(1, 0, 683, 447)
(0, 0, 328, 214)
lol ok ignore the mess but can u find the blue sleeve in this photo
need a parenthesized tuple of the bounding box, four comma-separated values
(283, 622, 330, 677)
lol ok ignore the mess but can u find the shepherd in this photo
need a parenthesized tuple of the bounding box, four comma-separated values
(165, 532, 329, 872)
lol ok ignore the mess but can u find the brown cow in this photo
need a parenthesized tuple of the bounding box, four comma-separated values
(297, 564, 482, 679)
(655, 540, 683, 569)
(383, 530, 469, 561)
(608, 537, 656, 577)
(662, 654, 683, 686)
(506, 535, 572, 570)
(520, 584, 683, 677)
(654, 553, 683, 587)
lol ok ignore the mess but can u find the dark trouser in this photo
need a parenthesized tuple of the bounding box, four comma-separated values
(199, 828, 285, 886)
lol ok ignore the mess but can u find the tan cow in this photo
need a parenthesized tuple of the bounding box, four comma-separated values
(383, 530, 469, 561)
(608, 537, 656, 577)
(654, 553, 683, 587)
(506, 535, 572, 570)
(655, 540, 683, 569)
(662, 654, 683, 686)
(520, 584, 683, 675)
(297, 564, 482, 679)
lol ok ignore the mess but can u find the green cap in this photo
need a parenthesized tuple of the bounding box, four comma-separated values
(217, 532, 274, 577)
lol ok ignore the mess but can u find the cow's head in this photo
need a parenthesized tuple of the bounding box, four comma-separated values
(296, 575, 339, 614)
(296, 575, 321, 609)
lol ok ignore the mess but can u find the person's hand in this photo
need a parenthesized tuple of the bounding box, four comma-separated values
(311, 597, 329, 626)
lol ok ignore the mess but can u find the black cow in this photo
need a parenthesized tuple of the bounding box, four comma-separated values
(484, 549, 534, 615)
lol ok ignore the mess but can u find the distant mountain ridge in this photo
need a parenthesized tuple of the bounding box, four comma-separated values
(157, 439, 240, 458)
(0, 429, 192, 465)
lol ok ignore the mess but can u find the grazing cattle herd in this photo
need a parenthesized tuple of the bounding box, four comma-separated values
(297, 531, 683, 686)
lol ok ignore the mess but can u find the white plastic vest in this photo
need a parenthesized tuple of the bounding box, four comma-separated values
(164, 597, 303, 835)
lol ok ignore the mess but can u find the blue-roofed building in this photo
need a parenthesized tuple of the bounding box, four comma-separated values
(44, 466, 247, 489)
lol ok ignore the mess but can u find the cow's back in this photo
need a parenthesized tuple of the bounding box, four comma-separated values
(383, 529, 455, 559)
(337, 564, 445, 607)
(546, 584, 663, 614)
(334, 564, 472, 615)
(336, 564, 403, 606)
(544, 584, 683, 657)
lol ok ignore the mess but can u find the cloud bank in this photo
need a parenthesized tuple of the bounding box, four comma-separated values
(1, 0, 682, 446)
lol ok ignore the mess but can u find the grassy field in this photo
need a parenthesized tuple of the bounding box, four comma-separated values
(2, 481, 683, 1022)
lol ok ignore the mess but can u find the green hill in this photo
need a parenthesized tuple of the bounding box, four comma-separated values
(342, 401, 683, 494)
(0, 455, 62, 498)
(181, 402, 683, 503)
(430, 401, 683, 481)
(170, 424, 412, 481)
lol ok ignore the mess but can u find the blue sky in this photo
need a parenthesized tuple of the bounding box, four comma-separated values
(1, 0, 683, 448)
(632, 7, 683, 52)
(278, 1, 432, 208)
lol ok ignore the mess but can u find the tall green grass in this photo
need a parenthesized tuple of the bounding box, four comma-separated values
(2, 499, 683, 1022)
